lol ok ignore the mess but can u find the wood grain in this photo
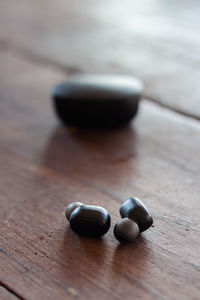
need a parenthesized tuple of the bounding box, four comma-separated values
(1, 0, 200, 118)
(0, 52, 200, 300)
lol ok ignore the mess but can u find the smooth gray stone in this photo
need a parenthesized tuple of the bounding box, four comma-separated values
(65, 202, 84, 221)
(114, 218, 139, 243)
(51, 74, 143, 128)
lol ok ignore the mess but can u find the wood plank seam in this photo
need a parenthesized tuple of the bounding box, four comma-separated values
(0, 39, 82, 76)
(143, 95, 200, 121)
(0, 283, 25, 300)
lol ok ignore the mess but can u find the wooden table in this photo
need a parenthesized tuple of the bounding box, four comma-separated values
(0, 1, 200, 299)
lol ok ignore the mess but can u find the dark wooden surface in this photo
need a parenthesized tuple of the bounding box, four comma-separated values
(0, 1, 200, 300)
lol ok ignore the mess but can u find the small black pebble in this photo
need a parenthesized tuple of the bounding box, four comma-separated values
(51, 74, 143, 128)
(120, 197, 153, 232)
(66, 203, 111, 238)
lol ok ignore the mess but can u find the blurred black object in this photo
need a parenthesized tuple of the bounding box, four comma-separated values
(51, 74, 143, 128)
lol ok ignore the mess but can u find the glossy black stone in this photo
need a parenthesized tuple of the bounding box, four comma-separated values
(120, 197, 153, 232)
(51, 74, 143, 128)
(69, 205, 111, 238)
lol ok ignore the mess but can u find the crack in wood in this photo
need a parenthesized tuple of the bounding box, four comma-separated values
(143, 95, 200, 122)
(0, 282, 25, 300)
(0, 39, 82, 76)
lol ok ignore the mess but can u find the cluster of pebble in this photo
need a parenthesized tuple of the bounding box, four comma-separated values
(65, 197, 153, 243)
